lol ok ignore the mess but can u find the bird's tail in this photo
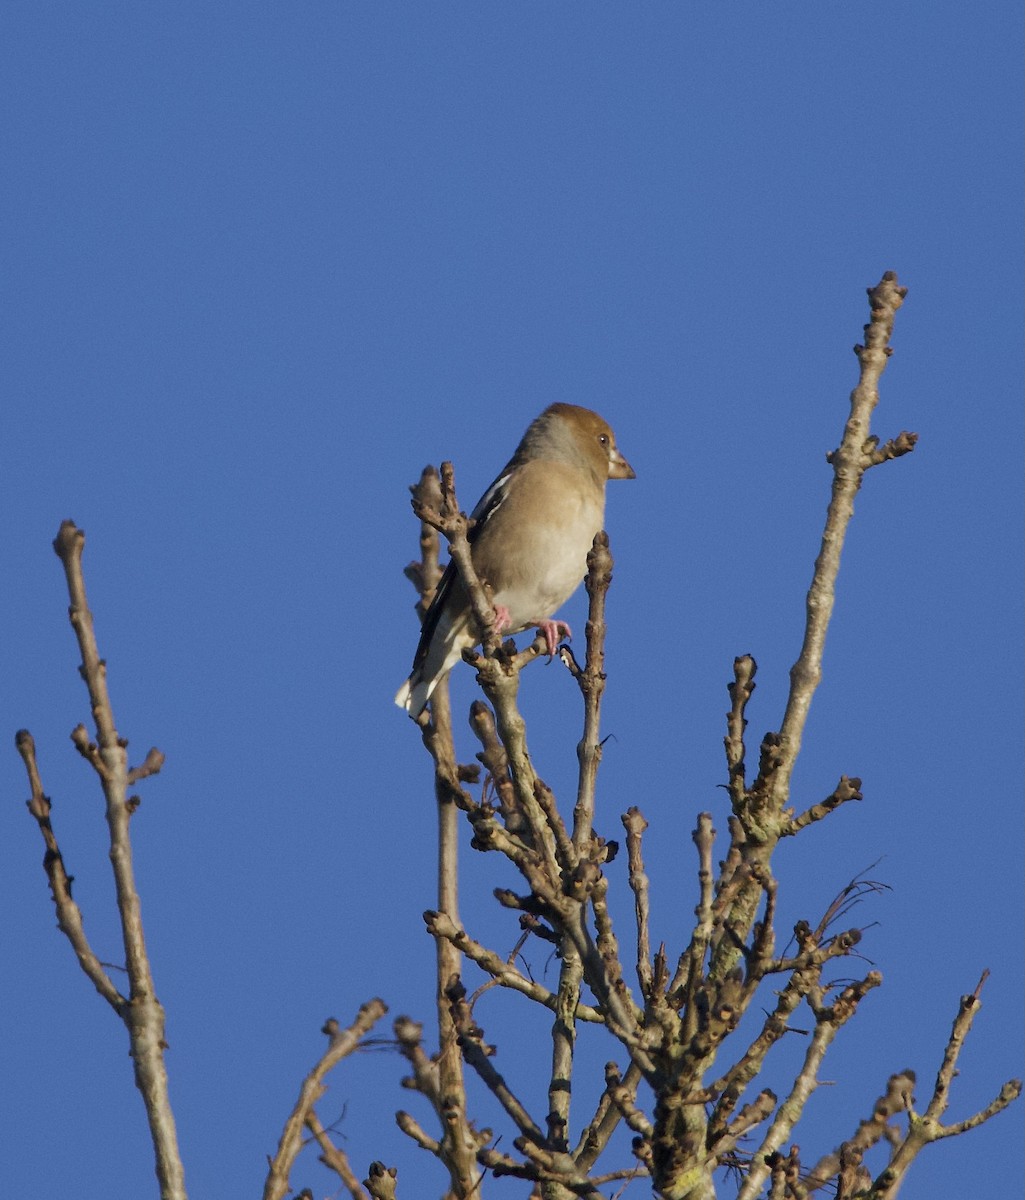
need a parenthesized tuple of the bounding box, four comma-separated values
(394, 674, 431, 718)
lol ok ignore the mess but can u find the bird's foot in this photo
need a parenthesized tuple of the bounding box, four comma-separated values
(535, 619, 571, 659)
(493, 605, 513, 635)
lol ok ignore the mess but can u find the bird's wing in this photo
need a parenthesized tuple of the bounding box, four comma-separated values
(467, 468, 513, 539)
(411, 466, 514, 673)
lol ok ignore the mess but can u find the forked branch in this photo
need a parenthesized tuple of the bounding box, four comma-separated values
(263, 1001, 388, 1200)
(20, 521, 184, 1200)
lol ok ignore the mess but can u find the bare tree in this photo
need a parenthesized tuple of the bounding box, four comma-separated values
(16, 273, 1020, 1200)
(385, 271, 1019, 1200)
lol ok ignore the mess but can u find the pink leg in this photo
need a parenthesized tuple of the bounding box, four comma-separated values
(535, 619, 571, 658)
(490, 609, 570, 657)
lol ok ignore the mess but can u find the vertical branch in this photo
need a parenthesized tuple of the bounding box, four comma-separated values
(48, 520, 185, 1200)
(405, 469, 465, 1001)
(572, 533, 613, 849)
(675, 812, 716, 1014)
(725, 655, 756, 812)
(402, 470, 482, 1198)
(712, 273, 915, 981)
(548, 534, 615, 1158)
(770, 272, 913, 810)
(622, 808, 653, 1000)
(429, 688, 483, 1197)
(547, 942, 583, 1162)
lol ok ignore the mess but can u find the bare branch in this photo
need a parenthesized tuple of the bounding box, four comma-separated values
(783, 775, 863, 836)
(263, 1002, 388, 1200)
(772, 272, 911, 810)
(711, 273, 913, 991)
(622, 807, 653, 1000)
(37, 521, 185, 1200)
(394, 1110, 439, 1154)
(725, 655, 757, 806)
(445, 979, 546, 1145)
(17, 729, 127, 1012)
(868, 973, 1023, 1197)
(363, 1161, 399, 1200)
(127, 746, 166, 785)
(802, 1070, 917, 1193)
(424, 910, 603, 1021)
(402, 465, 445, 619)
(400, 470, 486, 1198)
(738, 973, 882, 1200)
(710, 966, 809, 1138)
(469, 700, 524, 837)
(571, 532, 613, 850)
(924, 969, 987, 1124)
(412, 460, 504, 659)
(429, 693, 483, 1195)
(574, 1060, 646, 1171)
(304, 1110, 369, 1200)
(393, 1012, 490, 1191)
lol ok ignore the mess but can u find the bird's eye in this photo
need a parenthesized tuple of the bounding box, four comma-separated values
(598, 433, 609, 446)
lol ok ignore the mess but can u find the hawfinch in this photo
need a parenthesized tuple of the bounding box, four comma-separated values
(396, 403, 634, 718)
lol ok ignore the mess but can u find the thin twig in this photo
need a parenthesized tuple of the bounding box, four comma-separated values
(868, 973, 1023, 1197)
(711, 273, 913, 991)
(263, 1002, 388, 1200)
(424, 910, 603, 1022)
(401, 470, 483, 1197)
(17, 729, 127, 1012)
(48, 520, 185, 1200)
(725, 655, 757, 809)
(304, 1110, 369, 1200)
(571, 532, 613, 850)
(622, 807, 653, 1000)
(772, 272, 910, 810)
(738, 973, 882, 1200)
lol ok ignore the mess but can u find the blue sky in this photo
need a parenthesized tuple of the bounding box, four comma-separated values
(2, 4, 1021, 1198)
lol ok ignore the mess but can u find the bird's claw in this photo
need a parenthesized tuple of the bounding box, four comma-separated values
(536, 619, 571, 659)
(491, 607, 570, 658)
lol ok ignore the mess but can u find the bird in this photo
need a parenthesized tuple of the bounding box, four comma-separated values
(395, 403, 635, 719)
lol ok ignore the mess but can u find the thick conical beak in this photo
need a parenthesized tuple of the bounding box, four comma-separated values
(608, 448, 635, 480)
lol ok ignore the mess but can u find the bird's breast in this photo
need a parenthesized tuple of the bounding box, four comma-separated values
(483, 489, 604, 628)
